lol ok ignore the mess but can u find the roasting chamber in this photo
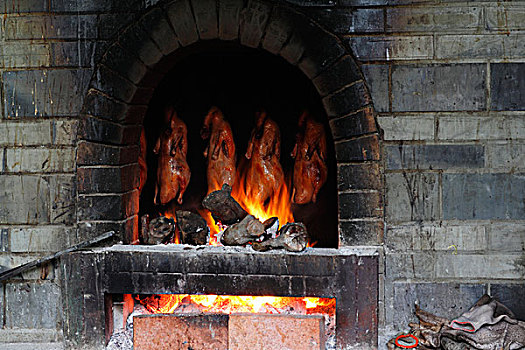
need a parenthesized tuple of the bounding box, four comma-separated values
(139, 42, 338, 248)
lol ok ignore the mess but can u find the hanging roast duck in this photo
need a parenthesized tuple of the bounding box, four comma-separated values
(244, 110, 284, 205)
(291, 111, 328, 204)
(153, 107, 191, 205)
(201, 106, 236, 194)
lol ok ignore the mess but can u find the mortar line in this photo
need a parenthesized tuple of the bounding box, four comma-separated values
(2, 281, 5, 328)
(485, 222, 490, 255)
(486, 61, 491, 112)
(434, 113, 439, 142)
(187, 0, 200, 41)
(2, 149, 6, 173)
(438, 170, 443, 222)
(388, 63, 392, 113)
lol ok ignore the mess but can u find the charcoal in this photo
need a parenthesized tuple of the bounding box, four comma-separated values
(143, 216, 175, 245)
(202, 184, 247, 225)
(175, 211, 209, 245)
(252, 222, 308, 252)
(221, 215, 265, 246)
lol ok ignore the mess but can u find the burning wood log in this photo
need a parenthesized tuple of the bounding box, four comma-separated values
(175, 211, 209, 245)
(143, 216, 175, 245)
(221, 215, 265, 246)
(261, 217, 279, 241)
(202, 184, 247, 225)
(251, 222, 308, 252)
(140, 214, 150, 240)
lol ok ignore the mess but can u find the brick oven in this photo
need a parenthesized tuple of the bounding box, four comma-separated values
(64, 1, 383, 349)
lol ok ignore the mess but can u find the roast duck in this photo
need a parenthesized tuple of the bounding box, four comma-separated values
(138, 127, 147, 194)
(244, 110, 284, 204)
(201, 107, 236, 193)
(291, 111, 328, 204)
(153, 107, 191, 205)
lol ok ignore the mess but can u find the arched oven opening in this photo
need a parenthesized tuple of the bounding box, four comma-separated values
(139, 41, 338, 249)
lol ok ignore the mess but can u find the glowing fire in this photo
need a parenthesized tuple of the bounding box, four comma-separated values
(232, 174, 294, 227)
(197, 209, 222, 245)
(136, 294, 335, 316)
(161, 158, 296, 246)
(161, 210, 180, 244)
(203, 161, 295, 244)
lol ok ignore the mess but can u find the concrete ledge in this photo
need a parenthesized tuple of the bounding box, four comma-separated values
(95, 244, 381, 256)
(0, 329, 61, 343)
(0, 344, 63, 350)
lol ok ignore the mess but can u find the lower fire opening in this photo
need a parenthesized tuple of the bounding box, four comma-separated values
(109, 294, 336, 349)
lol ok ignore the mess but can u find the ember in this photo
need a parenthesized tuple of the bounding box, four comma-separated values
(128, 294, 336, 349)
(136, 294, 335, 316)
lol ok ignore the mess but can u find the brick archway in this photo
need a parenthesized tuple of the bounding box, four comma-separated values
(76, 0, 382, 245)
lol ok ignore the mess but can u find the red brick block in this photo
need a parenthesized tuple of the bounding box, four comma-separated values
(133, 314, 228, 350)
(228, 314, 324, 350)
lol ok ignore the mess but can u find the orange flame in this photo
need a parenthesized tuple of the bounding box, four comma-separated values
(160, 152, 296, 246)
(232, 173, 294, 227)
(161, 209, 180, 244)
(201, 161, 295, 242)
(197, 209, 222, 246)
(137, 294, 335, 316)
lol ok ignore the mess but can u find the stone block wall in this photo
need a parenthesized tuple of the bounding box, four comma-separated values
(0, 0, 523, 348)
(320, 0, 525, 341)
(0, 0, 148, 343)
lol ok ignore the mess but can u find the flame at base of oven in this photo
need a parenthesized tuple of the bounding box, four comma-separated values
(135, 294, 335, 316)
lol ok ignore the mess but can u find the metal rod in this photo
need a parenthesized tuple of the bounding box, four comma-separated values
(0, 231, 115, 282)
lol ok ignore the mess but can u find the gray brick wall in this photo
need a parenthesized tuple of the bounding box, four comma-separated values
(0, 0, 137, 343)
(334, 0, 525, 344)
(5, 282, 61, 328)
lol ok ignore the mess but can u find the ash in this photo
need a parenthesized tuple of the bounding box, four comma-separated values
(106, 304, 150, 350)
(324, 314, 336, 350)
(105, 329, 132, 350)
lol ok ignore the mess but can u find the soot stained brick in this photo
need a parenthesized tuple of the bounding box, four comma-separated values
(491, 63, 525, 111)
(340, 220, 383, 246)
(323, 82, 372, 118)
(313, 55, 362, 96)
(6, 282, 60, 328)
(361, 65, 389, 113)
(392, 64, 486, 112)
(338, 162, 382, 191)
(330, 108, 377, 140)
(443, 173, 525, 220)
(386, 144, 484, 170)
(339, 192, 383, 219)
(386, 172, 439, 222)
(390, 283, 485, 330)
(335, 135, 380, 162)
(3, 69, 91, 118)
(0, 175, 50, 224)
(491, 284, 525, 320)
